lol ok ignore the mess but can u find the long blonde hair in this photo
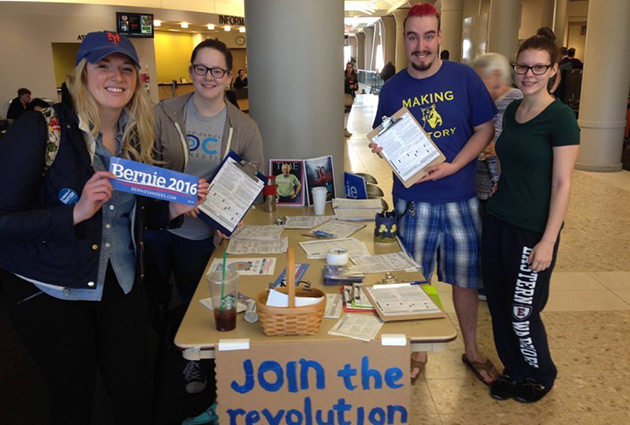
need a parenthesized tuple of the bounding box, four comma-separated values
(65, 59, 155, 164)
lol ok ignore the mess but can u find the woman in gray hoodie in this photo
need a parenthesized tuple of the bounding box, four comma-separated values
(146, 38, 264, 394)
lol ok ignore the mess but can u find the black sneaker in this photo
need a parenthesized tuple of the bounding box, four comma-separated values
(490, 374, 515, 401)
(513, 378, 551, 403)
(183, 360, 207, 394)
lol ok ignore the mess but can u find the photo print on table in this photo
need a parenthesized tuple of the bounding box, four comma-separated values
(269, 159, 305, 206)
(304, 155, 335, 206)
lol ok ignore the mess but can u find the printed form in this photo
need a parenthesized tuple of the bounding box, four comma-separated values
(373, 113, 442, 184)
(198, 156, 264, 234)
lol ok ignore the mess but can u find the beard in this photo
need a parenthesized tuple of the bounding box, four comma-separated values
(410, 50, 434, 72)
(411, 62, 432, 72)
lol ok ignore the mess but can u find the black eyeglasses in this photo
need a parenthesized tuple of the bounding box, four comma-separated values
(513, 63, 553, 75)
(191, 64, 229, 78)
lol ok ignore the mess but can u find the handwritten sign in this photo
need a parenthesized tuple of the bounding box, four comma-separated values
(215, 340, 410, 425)
(109, 157, 198, 205)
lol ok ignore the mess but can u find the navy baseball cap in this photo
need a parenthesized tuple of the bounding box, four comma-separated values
(76, 31, 140, 68)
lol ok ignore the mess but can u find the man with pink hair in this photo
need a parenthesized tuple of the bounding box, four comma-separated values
(371, 3, 498, 385)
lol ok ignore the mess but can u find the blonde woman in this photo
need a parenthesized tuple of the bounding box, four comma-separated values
(0, 31, 208, 425)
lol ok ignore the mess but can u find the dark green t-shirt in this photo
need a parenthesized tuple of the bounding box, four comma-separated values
(486, 98, 580, 232)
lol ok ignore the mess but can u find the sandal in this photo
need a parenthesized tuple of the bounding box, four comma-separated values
(410, 354, 428, 384)
(462, 354, 499, 386)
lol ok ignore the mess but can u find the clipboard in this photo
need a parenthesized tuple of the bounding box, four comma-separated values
(198, 150, 267, 236)
(367, 107, 446, 188)
(362, 283, 446, 322)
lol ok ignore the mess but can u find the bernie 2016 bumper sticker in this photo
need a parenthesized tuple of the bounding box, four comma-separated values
(109, 157, 198, 205)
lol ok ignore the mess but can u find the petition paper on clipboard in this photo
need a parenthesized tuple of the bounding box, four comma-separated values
(369, 107, 445, 188)
(198, 156, 264, 234)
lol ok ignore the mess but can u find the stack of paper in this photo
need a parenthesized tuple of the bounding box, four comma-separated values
(283, 215, 335, 229)
(331, 198, 383, 221)
(350, 252, 424, 275)
(298, 237, 370, 260)
(328, 314, 383, 342)
(226, 224, 288, 254)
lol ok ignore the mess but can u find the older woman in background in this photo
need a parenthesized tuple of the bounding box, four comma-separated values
(472, 52, 523, 208)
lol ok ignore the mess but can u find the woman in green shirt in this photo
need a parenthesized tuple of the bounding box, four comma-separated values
(481, 32, 580, 403)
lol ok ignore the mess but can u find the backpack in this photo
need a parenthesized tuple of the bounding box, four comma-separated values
(40, 106, 61, 177)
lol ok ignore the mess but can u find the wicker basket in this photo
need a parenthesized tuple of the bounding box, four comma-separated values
(256, 248, 325, 336)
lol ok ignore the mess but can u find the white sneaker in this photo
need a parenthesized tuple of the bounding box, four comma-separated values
(183, 360, 207, 394)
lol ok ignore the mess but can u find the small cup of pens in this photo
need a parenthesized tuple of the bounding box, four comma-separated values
(374, 210, 398, 244)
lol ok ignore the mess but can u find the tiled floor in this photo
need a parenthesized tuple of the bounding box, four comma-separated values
(345, 94, 630, 424)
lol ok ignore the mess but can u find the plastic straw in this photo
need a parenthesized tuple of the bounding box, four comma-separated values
(220, 251, 227, 312)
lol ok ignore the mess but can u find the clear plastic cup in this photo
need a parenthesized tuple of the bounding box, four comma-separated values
(206, 269, 239, 331)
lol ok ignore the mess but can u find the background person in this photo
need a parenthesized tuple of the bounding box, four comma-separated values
(380, 61, 396, 82)
(148, 37, 264, 394)
(471, 53, 523, 207)
(567, 47, 583, 69)
(6, 88, 31, 120)
(28, 97, 51, 112)
(482, 33, 580, 404)
(344, 61, 358, 137)
(472, 52, 523, 302)
(0, 31, 208, 425)
(233, 68, 248, 88)
(370, 3, 498, 386)
(440, 49, 450, 60)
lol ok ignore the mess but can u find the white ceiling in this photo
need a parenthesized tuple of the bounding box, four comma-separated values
(153, 0, 415, 35)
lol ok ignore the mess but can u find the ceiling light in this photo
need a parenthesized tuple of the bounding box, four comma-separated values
(239, 27, 246, 33)
(207, 24, 215, 30)
(224, 26, 231, 31)
(154, 20, 161, 27)
(181, 22, 189, 29)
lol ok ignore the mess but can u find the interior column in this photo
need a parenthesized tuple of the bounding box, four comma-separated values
(392, 9, 408, 71)
(440, 0, 464, 62)
(487, 0, 520, 61)
(575, 0, 630, 171)
(244, 0, 345, 193)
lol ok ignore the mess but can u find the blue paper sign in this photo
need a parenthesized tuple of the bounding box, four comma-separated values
(109, 157, 198, 205)
(344, 172, 367, 199)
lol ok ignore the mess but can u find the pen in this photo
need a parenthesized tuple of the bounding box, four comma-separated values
(312, 230, 337, 238)
(17, 290, 43, 304)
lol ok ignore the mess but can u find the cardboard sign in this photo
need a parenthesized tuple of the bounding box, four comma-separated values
(215, 339, 410, 425)
(109, 157, 198, 205)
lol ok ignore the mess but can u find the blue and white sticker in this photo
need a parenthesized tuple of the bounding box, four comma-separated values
(58, 188, 79, 205)
(109, 157, 198, 205)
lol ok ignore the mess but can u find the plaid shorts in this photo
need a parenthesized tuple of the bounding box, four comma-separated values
(395, 197, 482, 289)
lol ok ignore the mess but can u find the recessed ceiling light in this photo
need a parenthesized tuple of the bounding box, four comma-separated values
(154, 20, 161, 27)
(239, 27, 246, 33)
(207, 24, 215, 30)
(181, 22, 189, 29)
(224, 26, 231, 31)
